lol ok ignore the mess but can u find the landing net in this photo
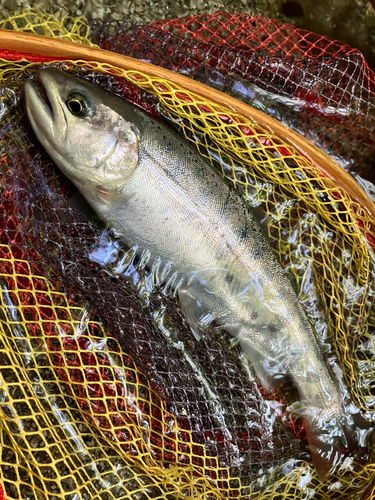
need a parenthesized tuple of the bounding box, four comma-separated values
(0, 9, 374, 500)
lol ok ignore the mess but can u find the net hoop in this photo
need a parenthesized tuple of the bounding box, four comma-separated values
(0, 28, 374, 221)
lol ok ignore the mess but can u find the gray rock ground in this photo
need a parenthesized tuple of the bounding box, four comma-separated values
(1, 0, 375, 66)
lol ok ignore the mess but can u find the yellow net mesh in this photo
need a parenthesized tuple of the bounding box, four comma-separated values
(0, 9, 96, 45)
(0, 246, 227, 499)
(0, 9, 375, 500)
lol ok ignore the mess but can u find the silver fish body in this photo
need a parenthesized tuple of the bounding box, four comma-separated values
(25, 69, 352, 477)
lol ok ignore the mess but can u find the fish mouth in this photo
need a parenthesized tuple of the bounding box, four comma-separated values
(25, 78, 52, 128)
(35, 78, 53, 114)
(24, 69, 67, 145)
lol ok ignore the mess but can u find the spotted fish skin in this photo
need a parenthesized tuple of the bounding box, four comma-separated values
(25, 68, 352, 478)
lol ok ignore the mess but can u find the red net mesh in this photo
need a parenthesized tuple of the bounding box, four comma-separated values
(91, 12, 375, 184)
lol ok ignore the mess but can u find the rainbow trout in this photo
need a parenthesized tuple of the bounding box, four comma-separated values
(25, 68, 352, 478)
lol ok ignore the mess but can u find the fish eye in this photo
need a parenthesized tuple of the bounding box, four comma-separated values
(66, 93, 90, 118)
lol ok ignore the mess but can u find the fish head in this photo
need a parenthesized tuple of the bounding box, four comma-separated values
(24, 68, 140, 194)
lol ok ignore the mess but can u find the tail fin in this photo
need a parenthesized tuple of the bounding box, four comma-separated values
(305, 424, 345, 480)
(303, 411, 355, 481)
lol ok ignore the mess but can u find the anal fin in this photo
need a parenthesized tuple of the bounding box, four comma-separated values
(237, 335, 274, 392)
(179, 289, 217, 341)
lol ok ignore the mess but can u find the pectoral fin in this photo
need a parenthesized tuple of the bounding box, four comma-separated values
(236, 323, 292, 392)
(95, 186, 134, 204)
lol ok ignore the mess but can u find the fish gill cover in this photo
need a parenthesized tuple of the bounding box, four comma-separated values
(0, 8, 375, 500)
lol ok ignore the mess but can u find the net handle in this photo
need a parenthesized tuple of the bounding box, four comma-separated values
(1, 28, 374, 220)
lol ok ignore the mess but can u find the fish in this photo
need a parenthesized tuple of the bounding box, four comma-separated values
(25, 68, 354, 479)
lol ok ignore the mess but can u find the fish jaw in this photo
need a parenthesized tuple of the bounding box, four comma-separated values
(24, 75, 67, 162)
(25, 79, 54, 141)
(39, 69, 68, 144)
